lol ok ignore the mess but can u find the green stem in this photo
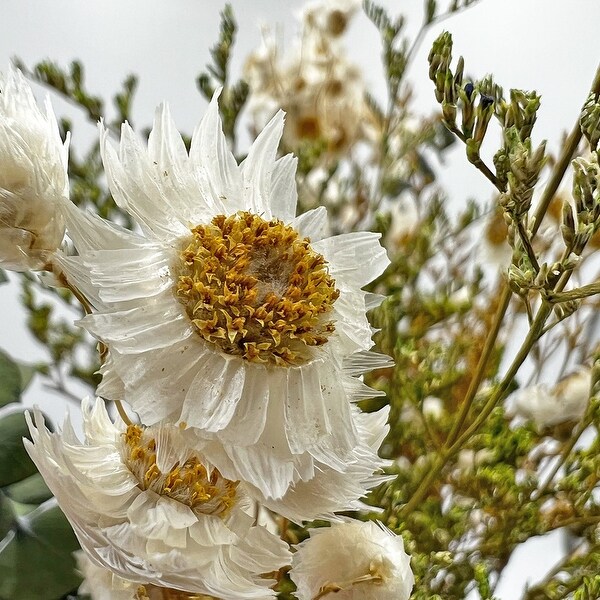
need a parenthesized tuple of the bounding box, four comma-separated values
(446, 283, 511, 446)
(402, 63, 600, 515)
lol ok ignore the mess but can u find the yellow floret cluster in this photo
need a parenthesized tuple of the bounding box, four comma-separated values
(176, 211, 339, 366)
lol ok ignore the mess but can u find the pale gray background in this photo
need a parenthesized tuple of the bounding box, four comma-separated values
(1, 1, 600, 597)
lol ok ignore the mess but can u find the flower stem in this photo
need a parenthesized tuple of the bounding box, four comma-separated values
(114, 399, 133, 427)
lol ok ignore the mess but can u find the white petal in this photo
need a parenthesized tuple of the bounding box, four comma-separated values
(343, 350, 394, 376)
(189, 90, 243, 217)
(81, 299, 191, 354)
(83, 246, 173, 303)
(58, 196, 144, 253)
(127, 492, 196, 548)
(270, 153, 298, 221)
(290, 206, 330, 241)
(180, 354, 246, 432)
(313, 231, 390, 287)
(100, 121, 189, 240)
(147, 103, 189, 174)
(215, 367, 270, 445)
(240, 110, 285, 216)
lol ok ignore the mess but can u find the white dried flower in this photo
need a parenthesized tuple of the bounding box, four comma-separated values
(0, 66, 68, 271)
(55, 93, 390, 498)
(512, 368, 591, 428)
(422, 396, 445, 421)
(25, 399, 291, 599)
(289, 520, 414, 600)
(244, 12, 368, 159)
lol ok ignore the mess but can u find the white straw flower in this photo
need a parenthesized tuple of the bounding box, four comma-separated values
(289, 520, 414, 600)
(25, 399, 291, 600)
(512, 368, 591, 429)
(0, 66, 68, 271)
(55, 92, 390, 497)
(244, 9, 368, 159)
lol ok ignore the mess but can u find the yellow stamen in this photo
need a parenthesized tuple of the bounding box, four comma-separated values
(175, 211, 339, 365)
(122, 425, 237, 518)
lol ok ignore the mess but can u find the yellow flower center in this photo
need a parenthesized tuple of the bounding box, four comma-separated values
(122, 425, 238, 517)
(175, 211, 339, 366)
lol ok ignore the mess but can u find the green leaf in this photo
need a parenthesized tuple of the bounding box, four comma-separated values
(0, 501, 81, 600)
(0, 411, 39, 487)
(0, 270, 7, 285)
(0, 492, 15, 541)
(0, 351, 22, 408)
(3, 473, 52, 505)
(16, 363, 37, 394)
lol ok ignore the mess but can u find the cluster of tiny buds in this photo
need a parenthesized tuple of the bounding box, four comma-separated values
(565, 157, 600, 255)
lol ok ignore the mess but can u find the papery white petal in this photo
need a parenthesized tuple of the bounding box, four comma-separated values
(269, 154, 299, 222)
(25, 402, 291, 599)
(247, 407, 392, 523)
(100, 120, 189, 241)
(240, 110, 285, 217)
(0, 66, 68, 270)
(189, 90, 243, 218)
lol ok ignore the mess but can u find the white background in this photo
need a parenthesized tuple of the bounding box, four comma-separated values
(1, 1, 600, 597)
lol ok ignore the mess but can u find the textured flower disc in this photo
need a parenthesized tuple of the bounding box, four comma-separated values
(134, 585, 217, 600)
(175, 211, 339, 366)
(122, 424, 238, 517)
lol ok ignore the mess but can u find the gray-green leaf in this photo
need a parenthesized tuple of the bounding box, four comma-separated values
(0, 500, 81, 600)
(0, 411, 39, 487)
(0, 351, 22, 408)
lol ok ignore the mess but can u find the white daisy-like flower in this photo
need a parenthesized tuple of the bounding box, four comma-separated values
(0, 66, 68, 271)
(55, 92, 390, 497)
(25, 399, 291, 600)
(289, 520, 414, 600)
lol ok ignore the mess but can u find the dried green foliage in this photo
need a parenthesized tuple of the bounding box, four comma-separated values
(196, 4, 249, 147)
